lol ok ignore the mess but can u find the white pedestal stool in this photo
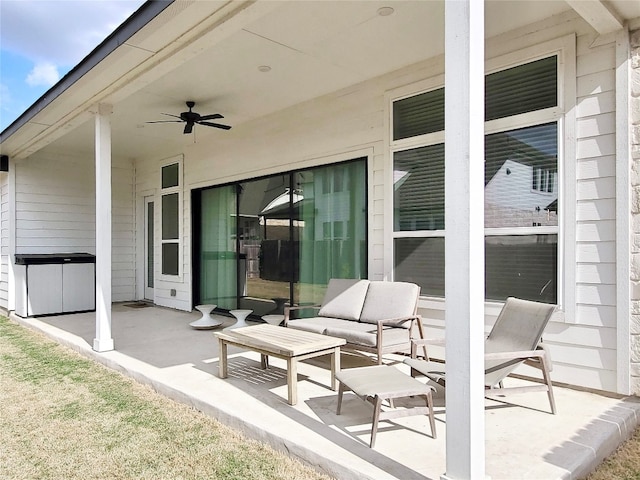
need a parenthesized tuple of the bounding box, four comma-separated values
(224, 309, 253, 330)
(189, 304, 223, 329)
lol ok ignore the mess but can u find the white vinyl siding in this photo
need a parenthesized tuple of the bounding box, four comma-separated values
(0, 174, 9, 309)
(14, 152, 136, 302)
(572, 34, 618, 391)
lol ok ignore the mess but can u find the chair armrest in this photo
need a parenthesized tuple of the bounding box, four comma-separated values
(484, 349, 543, 361)
(284, 304, 321, 324)
(374, 315, 418, 327)
(410, 336, 445, 360)
(484, 349, 547, 375)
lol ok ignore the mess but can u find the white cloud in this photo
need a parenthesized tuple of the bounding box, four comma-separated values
(26, 62, 60, 87)
(0, 1, 144, 67)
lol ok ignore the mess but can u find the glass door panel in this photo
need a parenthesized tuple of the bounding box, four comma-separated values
(238, 175, 292, 316)
(198, 185, 237, 310)
(295, 160, 367, 309)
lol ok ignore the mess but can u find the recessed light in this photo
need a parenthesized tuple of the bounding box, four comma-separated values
(377, 6, 394, 17)
(258, 65, 272, 73)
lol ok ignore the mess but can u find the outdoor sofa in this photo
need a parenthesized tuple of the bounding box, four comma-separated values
(284, 279, 425, 364)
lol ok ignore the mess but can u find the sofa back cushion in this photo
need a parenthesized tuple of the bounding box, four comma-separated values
(318, 279, 370, 321)
(359, 281, 420, 327)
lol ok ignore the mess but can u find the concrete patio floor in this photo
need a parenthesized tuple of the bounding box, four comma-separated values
(10, 303, 640, 480)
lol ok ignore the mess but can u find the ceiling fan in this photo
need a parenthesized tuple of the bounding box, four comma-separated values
(147, 101, 231, 134)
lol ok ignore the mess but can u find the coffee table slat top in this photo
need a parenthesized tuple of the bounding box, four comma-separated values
(214, 324, 345, 357)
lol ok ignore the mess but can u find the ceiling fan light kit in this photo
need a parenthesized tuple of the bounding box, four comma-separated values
(146, 101, 231, 134)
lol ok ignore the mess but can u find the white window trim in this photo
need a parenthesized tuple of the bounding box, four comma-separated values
(159, 155, 184, 282)
(385, 34, 576, 321)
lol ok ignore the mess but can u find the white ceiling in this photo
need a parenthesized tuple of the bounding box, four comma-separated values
(4, 0, 640, 162)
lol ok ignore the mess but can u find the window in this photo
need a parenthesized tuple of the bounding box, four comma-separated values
(161, 161, 181, 276)
(392, 55, 560, 303)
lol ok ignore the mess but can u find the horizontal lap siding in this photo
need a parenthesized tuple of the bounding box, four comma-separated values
(112, 159, 135, 301)
(15, 157, 96, 253)
(15, 153, 135, 302)
(0, 176, 8, 309)
(570, 33, 617, 390)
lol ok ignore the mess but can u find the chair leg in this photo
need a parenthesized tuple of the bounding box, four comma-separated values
(415, 318, 429, 360)
(336, 382, 346, 415)
(540, 361, 557, 414)
(370, 395, 383, 448)
(425, 390, 437, 439)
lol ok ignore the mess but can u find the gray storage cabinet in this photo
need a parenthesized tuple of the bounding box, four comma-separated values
(15, 253, 96, 317)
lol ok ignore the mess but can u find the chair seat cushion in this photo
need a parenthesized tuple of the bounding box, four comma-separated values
(287, 317, 348, 335)
(325, 322, 411, 347)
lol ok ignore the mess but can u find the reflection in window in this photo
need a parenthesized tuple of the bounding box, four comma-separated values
(193, 159, 367, 313)
(392, 55, 560, 303)
(485, 123, 558, 229)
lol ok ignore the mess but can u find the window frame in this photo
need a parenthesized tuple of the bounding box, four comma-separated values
(386, 34, 576, 318)
(159, 157, 183, 280)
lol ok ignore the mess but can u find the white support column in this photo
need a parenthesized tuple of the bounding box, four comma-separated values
(442, 0, 485, 479)
(93, 103, 114, 352)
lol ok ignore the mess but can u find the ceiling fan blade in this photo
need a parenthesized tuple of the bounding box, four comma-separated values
(198, 121, 231, 130)
(160, 112, 182, 119)
(198, 113, 223, 121)
(146, 120, 182, 124)
(183, 122, 194, 134)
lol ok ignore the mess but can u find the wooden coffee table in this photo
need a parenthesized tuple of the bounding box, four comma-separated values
(214, 324, 346, 405)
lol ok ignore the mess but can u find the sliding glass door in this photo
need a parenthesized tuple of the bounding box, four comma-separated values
(193, 158, 367, 317)
(194, 185, 237, 310)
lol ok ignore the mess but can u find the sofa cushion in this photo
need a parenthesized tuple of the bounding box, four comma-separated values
(359, 281, 419, 327)
(318, 278, 370, 321)
(287, 317, 352, 335)
(324, 322, 412, 348)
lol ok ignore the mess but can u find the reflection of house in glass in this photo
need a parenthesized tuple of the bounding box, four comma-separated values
(484, 124, 558, 228)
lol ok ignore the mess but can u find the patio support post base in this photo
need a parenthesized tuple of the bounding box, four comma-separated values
(93, 337, 114, 352)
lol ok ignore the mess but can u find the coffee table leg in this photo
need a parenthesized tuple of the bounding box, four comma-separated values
(219, 338, 228, 378)
(287, 358, 298, 405)
(331, 346, 341, 390)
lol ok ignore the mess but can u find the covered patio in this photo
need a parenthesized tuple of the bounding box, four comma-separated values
(3, 1, 640, 478)
(12, 305, 640, 480)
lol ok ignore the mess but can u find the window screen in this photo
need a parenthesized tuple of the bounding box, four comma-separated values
(393, 144, 445, 231)
(485, 56, 557, 121)
(393, 88, 445, 141)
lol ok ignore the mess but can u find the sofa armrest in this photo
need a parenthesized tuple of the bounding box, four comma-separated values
(284, 304, 320, 324)
(375, 314, 418, 328)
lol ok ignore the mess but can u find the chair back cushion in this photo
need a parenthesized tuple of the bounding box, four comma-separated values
(318, 279, 370, 321)
(484, 297, 556, 386)
(359, 281, 420, 327)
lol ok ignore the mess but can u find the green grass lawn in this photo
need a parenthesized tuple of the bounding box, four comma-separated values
(3, 314, 639, 480)
(0, 316, 333, 480)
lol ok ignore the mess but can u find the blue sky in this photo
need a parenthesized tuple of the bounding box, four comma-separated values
(0, 0, 145, 132)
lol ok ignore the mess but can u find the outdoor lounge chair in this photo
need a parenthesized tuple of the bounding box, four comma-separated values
(404, 297, 558, 414)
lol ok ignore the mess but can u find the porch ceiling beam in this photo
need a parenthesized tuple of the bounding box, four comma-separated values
(565, 0, 624, 34)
